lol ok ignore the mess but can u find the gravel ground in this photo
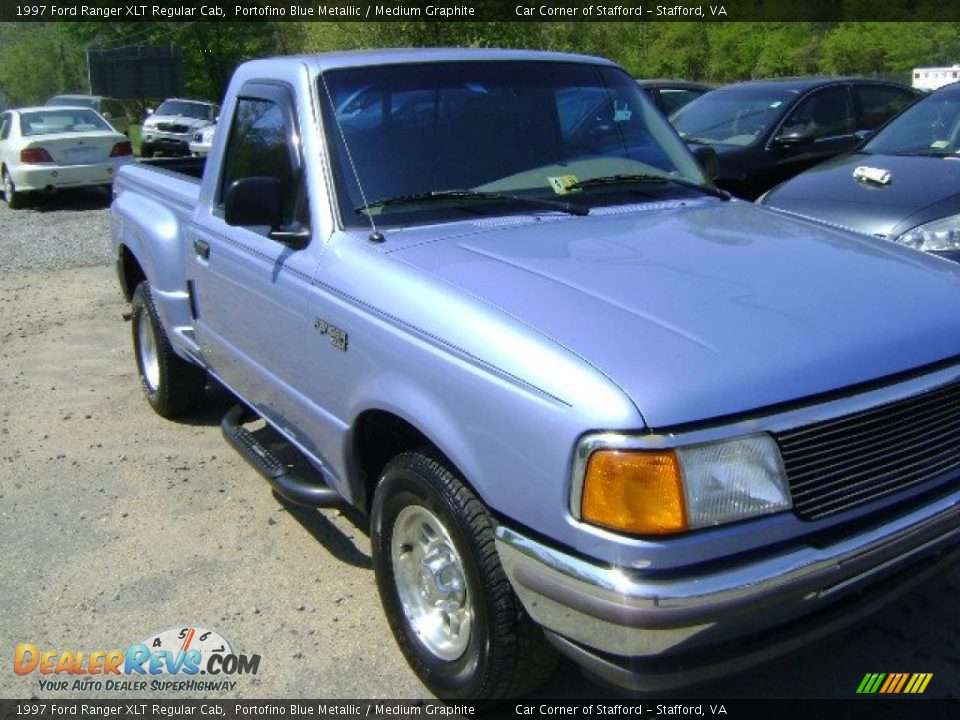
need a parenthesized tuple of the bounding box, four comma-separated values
(0, 189, 114, 273)
(1, 192, 959, 702)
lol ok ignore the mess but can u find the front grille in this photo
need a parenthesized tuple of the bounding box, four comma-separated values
(776, 379, 960, 520)
(157, 122, 190, 134)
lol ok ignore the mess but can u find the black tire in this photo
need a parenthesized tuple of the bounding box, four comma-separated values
(140, 144, 155, 159)
(371, 451, 558, 700)
(2, 168, 23, 209)
(131, 282, 206, 418)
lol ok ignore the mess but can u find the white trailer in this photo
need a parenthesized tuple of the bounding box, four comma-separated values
(913, 65, 960, 91)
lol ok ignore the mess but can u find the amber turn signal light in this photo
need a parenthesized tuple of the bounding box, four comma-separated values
(580, 450, 688, 535)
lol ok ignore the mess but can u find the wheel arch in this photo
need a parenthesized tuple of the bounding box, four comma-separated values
(118, 244, 147, 302)
(349, 407, 482, 515)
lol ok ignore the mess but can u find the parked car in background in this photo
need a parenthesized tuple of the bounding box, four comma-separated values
(636, 79, 711, 116)
(671, 77, 919, 199)
(140, 98, 218, 157)
(0, 106, 133, 208)
(46, 94, 135, 136)
(189, 123, 215, 156)
(761, 82, 960, 263)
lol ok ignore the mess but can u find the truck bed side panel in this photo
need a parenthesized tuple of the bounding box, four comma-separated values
(111, 163, 202, 362)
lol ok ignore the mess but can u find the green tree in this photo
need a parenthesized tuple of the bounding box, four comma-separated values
(0, 24, 86, 105)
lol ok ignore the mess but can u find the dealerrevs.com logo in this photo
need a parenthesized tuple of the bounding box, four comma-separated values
(14, 625, 260, 692)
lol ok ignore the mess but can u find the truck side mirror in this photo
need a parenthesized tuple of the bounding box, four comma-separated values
(690, 144, 719, 180)
(224, 176, 309, 248)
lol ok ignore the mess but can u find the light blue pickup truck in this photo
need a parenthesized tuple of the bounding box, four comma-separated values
(111, 49, 960, 699)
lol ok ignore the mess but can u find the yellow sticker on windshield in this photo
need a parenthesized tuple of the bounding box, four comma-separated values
(549, 175, 579, 195)
(931, 140, 950, 148)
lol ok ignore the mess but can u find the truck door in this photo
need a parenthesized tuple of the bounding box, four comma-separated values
(188, 81, 319, 439)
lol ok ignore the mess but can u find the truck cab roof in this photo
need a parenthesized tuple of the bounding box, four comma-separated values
(241, 48, 619, 75)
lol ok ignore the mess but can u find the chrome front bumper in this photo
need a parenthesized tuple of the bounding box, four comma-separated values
(495, 488, 960, 687)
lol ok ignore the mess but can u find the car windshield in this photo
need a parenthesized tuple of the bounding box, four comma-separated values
(318, 61, 709, 227)
(671, 86, 797, 146)
(48, 96, 98, 109)
(20, 109, 110, 136)
(864, 85, 960, 156)
(155, 101, 213, 120)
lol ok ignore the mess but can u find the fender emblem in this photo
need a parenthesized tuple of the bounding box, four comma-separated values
(314, 317, 348, 351)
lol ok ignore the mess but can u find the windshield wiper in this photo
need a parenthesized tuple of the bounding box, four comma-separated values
(356, 189, 589, 216)
(890, 148, 958, 158)
(568, 173, 730, 201)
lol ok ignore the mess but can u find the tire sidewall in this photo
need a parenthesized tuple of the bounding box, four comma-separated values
(371, 459, 492, 699)
(131, 283, 166, 413)
(3, 168, 20, 209)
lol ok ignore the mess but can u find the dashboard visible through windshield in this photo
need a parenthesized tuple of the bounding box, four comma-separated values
(318, 61, 710, 227)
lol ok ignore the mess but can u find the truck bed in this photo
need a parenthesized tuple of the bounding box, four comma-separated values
(116, 160, 202, 212)
(138, 155, 206, 180)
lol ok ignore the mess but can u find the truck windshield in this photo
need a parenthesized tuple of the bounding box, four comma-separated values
(318, 61, 709, 227)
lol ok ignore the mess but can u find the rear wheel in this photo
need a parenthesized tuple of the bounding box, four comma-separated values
(131, 282, 206, 418)
(2, 168, 23, 209)
(371, 451, 558, 699)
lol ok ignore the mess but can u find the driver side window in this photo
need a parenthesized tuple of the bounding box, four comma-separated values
(782, 86, 854, 140)
(219, 94, 305, 234)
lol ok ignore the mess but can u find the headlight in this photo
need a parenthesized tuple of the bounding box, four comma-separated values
(896, 214, 960, 252)
(577, 434, 791, 535)
(677, 435, 792, 528)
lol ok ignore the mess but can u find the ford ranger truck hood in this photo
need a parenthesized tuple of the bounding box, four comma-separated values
(386, 200, 960, 428)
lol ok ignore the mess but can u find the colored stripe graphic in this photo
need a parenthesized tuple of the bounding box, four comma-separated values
(879, 674, 896, 693)
(893, 673, 910, 693)
(857, 673, 885, 694)
(857, 673, 932, 694)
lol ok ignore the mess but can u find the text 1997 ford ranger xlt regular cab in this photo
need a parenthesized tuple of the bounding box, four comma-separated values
(111, 49, 960, 699)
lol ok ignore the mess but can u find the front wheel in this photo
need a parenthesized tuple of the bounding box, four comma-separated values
(371, 451, 558, 699)
(131, 282, 206, 418)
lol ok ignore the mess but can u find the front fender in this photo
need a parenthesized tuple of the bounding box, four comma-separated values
(344, 374, 484, 509)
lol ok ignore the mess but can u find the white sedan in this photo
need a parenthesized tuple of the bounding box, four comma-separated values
(0, 106, 134, 208)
